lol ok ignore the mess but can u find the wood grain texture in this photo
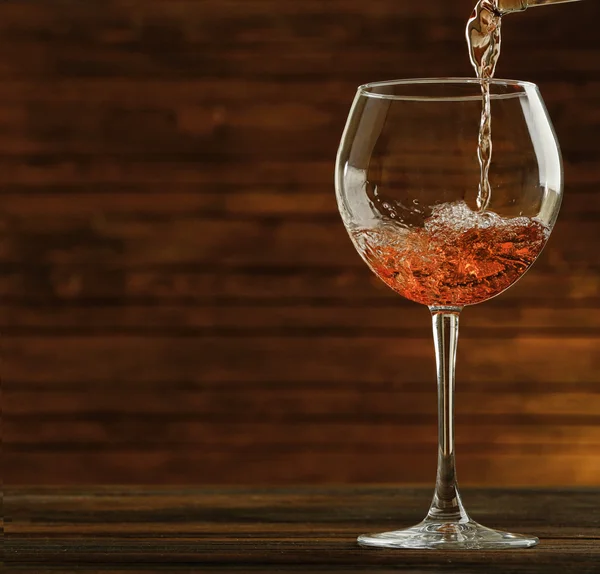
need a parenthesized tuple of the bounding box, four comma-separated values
(3, 0, 600, 485)
(5, 487, 600, 573)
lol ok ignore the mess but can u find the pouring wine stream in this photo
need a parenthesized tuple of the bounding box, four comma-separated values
(467, 0, 582, 211)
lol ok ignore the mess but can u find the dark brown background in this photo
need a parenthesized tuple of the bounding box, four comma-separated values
(3, 0, 600, 485)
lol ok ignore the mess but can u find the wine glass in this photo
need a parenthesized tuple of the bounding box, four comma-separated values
(335, 78, 562, 550)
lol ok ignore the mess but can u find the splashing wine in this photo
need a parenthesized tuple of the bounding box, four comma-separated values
(353, 202, 549, 307)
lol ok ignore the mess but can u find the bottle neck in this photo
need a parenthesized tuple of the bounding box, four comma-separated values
(497, 0, 581, 15)
(496, 0, 527, 14)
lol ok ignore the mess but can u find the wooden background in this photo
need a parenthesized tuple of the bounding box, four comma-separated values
(3, 0, 600, 485)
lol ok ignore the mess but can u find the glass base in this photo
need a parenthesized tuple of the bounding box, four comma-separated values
(358, 519, 539, 550)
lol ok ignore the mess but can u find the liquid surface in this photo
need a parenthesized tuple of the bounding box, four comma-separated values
(352, 202, 549, 307)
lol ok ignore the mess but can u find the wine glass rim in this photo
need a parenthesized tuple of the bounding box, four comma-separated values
(359, 78, 539, 101)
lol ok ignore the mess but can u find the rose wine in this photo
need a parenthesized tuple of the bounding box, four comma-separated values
(352, 202, 549, 306)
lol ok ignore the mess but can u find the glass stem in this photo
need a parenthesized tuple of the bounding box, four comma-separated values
(426, 306, 470, 523)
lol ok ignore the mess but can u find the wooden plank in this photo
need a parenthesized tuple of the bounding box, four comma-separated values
(4, 568, 597, 574)
(0, 79, 597, 107)
(0, 157, 333, 185)
(0, 156, 597, 186)
(3, 188, 600, 220)
(2, 189, 339, 218)
(5, 486, 600, 527)
(4, 451, 600, 485)
(5, 336, 600, 384)
(2, 268, 599, 305)
(6, 304, 600, 333)
(0, 79, 364, 105)
(0, 569, 367, 574)
(0, 110, 594, 156)
(3, 451, 438, 484)
(0, 34, 597, 84)
(0, 106, 344, 157)
(16, 569, 572, 574)
(7, 386, 600, 417)
(6, 486, 600, 534)
(7, 414, 600, 446)
(0, 569, 425, 574)
(0, 42, 470, 83)
(0, 0, 477, 31)
(3, 215, 598, 267)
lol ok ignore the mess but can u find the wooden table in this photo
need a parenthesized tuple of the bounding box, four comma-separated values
(5, 487, 600, 572)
